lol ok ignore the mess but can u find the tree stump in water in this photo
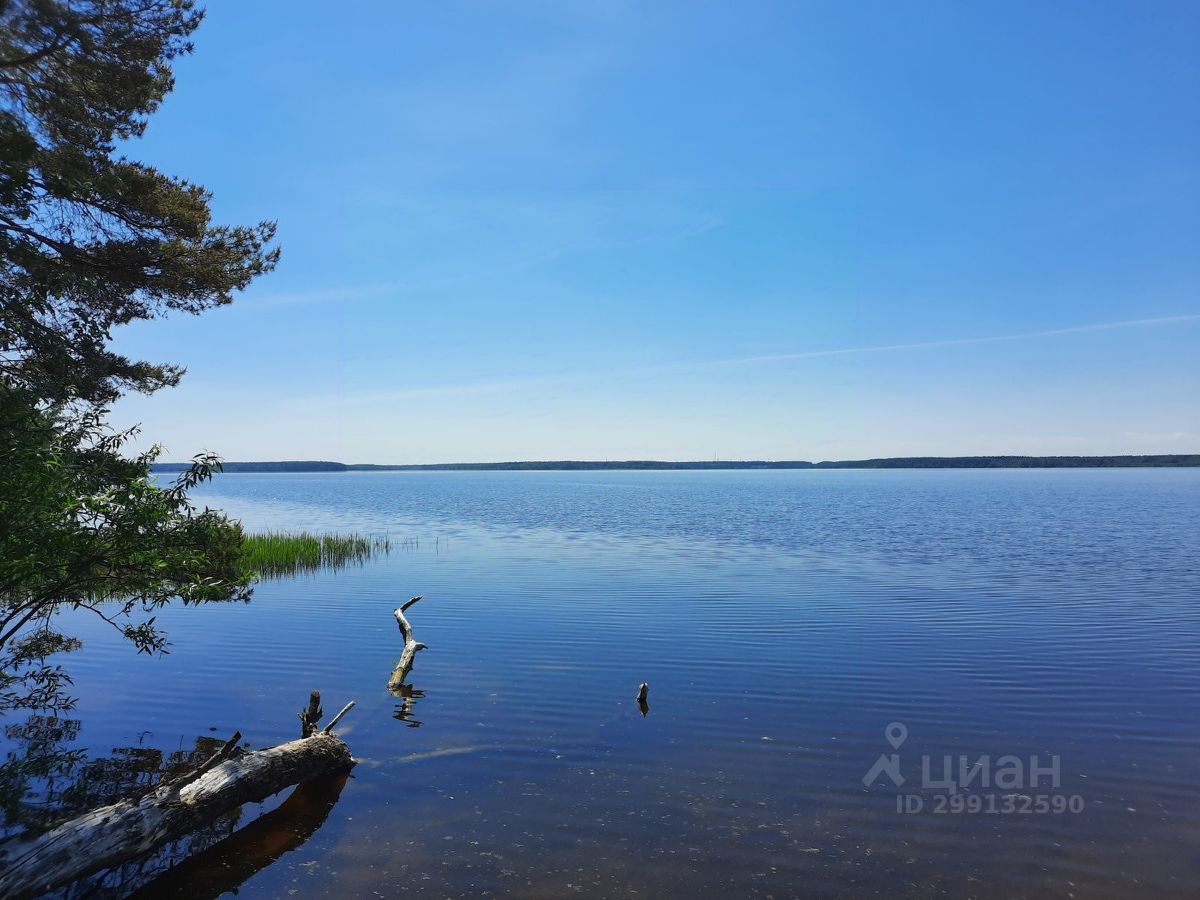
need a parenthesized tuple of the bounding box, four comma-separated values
(299, 690, 323, 737)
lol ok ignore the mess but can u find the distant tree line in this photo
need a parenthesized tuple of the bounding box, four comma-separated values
(812, 455, 1200, 468)
(151, 454, 1200, 474)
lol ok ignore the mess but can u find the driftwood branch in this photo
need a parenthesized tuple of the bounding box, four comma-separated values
(322, 700, 356, 734)
(387, 595, 427, 691)
(0, 694, 356, 900)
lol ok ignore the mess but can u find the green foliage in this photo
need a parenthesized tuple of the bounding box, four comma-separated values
(0, 0, 279, 405)
(0, 384, 252, 708)
(242, 531, 392, 579)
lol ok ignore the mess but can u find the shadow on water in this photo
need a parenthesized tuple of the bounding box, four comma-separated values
(128, 772, 350, 900)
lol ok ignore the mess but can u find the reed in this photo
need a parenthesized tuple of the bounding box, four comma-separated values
(242, 531, 391, 578)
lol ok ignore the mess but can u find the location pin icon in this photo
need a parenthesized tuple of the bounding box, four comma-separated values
(885, 722, 908, 750)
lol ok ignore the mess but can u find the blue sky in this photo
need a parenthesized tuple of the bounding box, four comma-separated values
(110, 0, 1199, 462)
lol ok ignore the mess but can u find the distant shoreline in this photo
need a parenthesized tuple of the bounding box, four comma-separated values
(152, 455, 1200, 473)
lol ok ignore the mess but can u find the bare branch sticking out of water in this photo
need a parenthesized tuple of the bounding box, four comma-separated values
(388, 596, 427, 691)
(322, 701, 356, 734)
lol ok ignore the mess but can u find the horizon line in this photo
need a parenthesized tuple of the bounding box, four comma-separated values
(151, 453, 1200, 470)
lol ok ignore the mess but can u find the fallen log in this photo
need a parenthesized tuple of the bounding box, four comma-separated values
(0, 693, 356, 900)
(387, 595, 427, 691)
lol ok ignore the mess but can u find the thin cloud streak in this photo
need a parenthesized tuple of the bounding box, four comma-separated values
(295, 313, 1200, 408)
(706, 314, 1200, 368)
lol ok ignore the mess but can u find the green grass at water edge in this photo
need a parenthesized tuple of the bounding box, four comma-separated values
(241, 531, 392, 578)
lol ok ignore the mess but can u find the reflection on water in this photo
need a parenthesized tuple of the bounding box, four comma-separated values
(0, 715, 253, 896)
(0, 715, 84, 838)
(129, 773, 349, 900)
(0, 704, 351, 898)
(392, 683, 425, 728)
(1, 469, 1198, 897)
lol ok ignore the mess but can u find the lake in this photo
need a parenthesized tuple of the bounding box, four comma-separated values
(7, 469, 1200, 898)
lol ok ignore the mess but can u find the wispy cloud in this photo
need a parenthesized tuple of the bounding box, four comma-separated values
(318, 379, 529, 407)
(705, 314, 1200, 368)
(1120, 430, 1198, 444)
(298, 312, 1200, 408)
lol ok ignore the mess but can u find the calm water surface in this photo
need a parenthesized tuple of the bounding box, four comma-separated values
(12, 469, 1200, 898)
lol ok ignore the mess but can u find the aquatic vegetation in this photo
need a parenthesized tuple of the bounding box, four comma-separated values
(241, 531, 391, 579)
